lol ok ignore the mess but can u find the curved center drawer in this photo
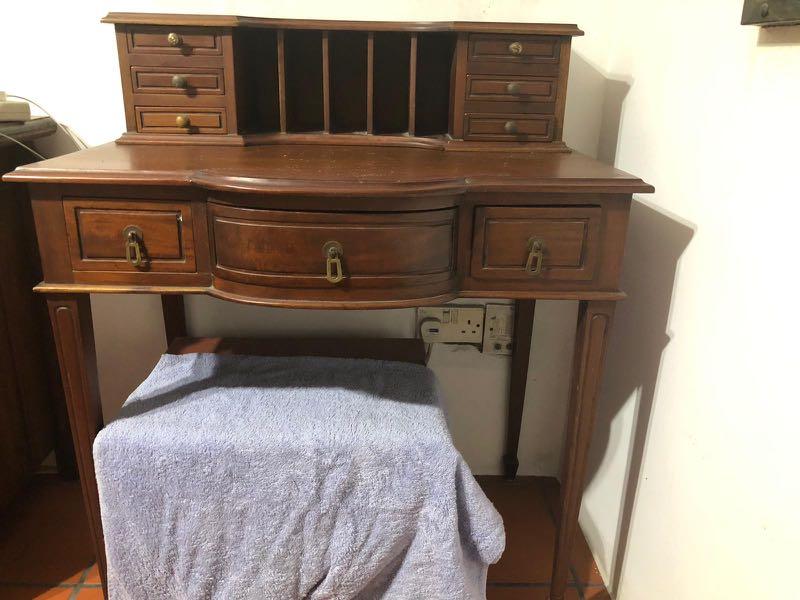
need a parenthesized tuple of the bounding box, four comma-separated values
(209, 204, 457, 289)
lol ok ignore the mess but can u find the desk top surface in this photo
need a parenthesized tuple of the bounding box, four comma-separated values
(5, 143, 653, 196)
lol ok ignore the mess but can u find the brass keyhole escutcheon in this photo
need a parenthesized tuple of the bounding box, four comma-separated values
(167, 32, 183, 47)
(123, 226, 144, 268)
(508, 41, 523, 55)
(323, 241, 344, 284)
(525, 238, 544, 276)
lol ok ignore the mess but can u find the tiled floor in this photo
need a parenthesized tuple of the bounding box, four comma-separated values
(480, 477, 610, 600)
(0, 475, 609, 599)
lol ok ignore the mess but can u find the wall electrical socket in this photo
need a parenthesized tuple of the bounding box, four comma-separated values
(483, 304, 515, 355)
(417, 305, 485, 344)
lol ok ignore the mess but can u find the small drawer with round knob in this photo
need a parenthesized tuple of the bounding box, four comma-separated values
(463, 114, 555, 142)
(126, 26, 222, 55)
(131, 67, 226, 96)
(135, 107, 227, 134)
(467, 34, 561, 74)
(465, 75, 558, 104)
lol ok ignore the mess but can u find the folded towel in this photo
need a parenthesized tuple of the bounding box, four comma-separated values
(94, 353, 505, 600)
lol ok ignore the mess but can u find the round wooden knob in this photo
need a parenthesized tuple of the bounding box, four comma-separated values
(171, 75, 188, 89)
(508, 41, 523, 55)
(175, 114, 190, 128)
(167, 32, 183, 47)
(506, 82, 521, 95)
(504, 120, 518, 134)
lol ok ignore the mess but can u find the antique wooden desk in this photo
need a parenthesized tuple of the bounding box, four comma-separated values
(3, 13, 652, 600)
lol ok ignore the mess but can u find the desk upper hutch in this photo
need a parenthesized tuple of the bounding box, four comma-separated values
(3, 12, 652, 600)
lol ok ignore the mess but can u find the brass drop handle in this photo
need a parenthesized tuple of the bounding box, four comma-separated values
(323, 241, 344, 284)
(167, 32, 183, 47)
(175, 114, 191, 128)
(508, 41, 523, 55)
(525, 238, 544, 276)
(504, 120, 518, 134)
(506, 82, 522, 95)
(124, 226, 144, 267)
(171, 75, 188, 89)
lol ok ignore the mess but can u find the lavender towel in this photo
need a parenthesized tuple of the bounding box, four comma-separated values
(93, 353, 505, 599)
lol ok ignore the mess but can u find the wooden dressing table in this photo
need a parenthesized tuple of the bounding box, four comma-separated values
(3, 13, 652, 600)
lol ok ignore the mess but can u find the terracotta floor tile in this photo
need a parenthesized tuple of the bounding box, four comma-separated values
(0, 477, 93, 585)
(0, 586, 75, 599)
(583, 585, 612, 599)
(84, 564, 101, 585)
(571, 531, 605, 586)
(3, 476, 611, 599)
(540, 477, 561, 520)
(479, 477, 559, 584)
(487, 586, 581, 600)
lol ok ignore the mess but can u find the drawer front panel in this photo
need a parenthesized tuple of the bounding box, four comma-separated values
(464, 114, 554, 141)
(472, 206, 601, 281)
(127, 27, 222, 55)
(63, 199, 195, 273)
(468, 34, 561, 65)
(131, 67, 225, 95)
(210, 204, 456, 288)
(466, 75, 557, 103)
(135, 107, 227, 134)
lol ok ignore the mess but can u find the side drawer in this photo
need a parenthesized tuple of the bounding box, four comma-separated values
(131, 66, 225, 95)
(135, 107, 227, 134)
(126, 26, 223, 56)
(471, 206, 601, 282)
(465, 75, 557, 103)
(62, 199, 196, 273)
(464, 114, 554, 141)
(209, 204, 456, 289)
(467, 34, 561, 76)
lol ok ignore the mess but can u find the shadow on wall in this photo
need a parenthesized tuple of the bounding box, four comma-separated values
(562, 53, 697, 590)
(757, 23, 800, 46)
(579, 200, 695, 592)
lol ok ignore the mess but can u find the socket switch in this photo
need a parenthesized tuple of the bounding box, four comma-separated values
(483, 304, 515, 355)
(417, 305, 485, 344)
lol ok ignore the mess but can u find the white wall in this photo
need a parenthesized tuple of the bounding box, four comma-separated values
(579, 2, 800, 599)
(6, 2, 797, 598)
(0, 0, 613, 477)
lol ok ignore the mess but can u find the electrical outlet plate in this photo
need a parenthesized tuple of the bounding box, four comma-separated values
(417, 305, 484, 344)
(483, 304, 515, 355)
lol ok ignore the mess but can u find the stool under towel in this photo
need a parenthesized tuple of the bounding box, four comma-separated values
(94, 353, 505, 600)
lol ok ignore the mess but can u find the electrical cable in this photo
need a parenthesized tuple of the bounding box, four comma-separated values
(0, 131, 46, 160)
(7, 94, 87, 150)
(417, 316, 442, 366)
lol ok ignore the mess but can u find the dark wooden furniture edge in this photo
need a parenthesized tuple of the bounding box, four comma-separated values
(167, 336, 427, 364)
(102, 12, 585, 36)
(33, 283, 627, 305)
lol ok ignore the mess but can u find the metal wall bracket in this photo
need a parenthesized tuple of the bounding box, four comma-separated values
(742, 0, 800, 26)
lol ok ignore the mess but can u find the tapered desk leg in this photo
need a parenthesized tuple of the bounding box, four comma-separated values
(503, 299, 536, 479)
(161, 294, 187, 346)
(47, 294, 107, 597)
(550, 300, 616, 600)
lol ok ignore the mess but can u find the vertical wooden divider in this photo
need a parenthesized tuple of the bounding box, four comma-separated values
(408, 33, 418, 136)
(366, 32, 374, 134)
(322, 31, 331, 133)
(277, 30, 287, 133)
